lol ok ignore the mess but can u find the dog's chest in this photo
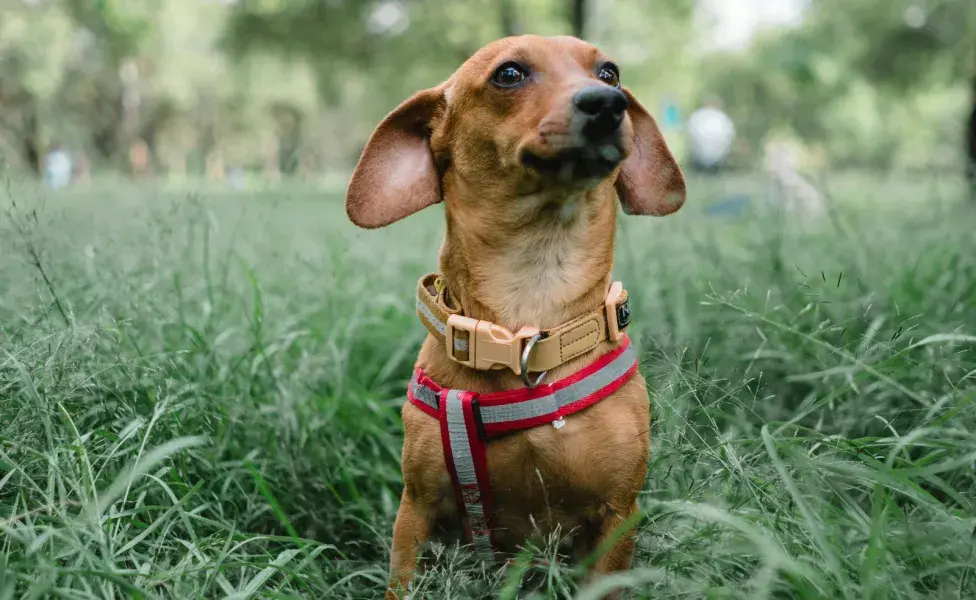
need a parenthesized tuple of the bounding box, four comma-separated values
(477, 395, 649, 542)
(490, 402, 641, 491)
(487, 226, 598, 327)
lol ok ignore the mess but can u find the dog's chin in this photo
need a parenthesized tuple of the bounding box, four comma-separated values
(520, 143, 624, 185)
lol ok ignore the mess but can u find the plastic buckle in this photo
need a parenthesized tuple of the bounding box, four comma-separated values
(445, 314, 539, 375)
(605, 281, 628, 342)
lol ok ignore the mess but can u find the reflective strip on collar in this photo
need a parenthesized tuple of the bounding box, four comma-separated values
(417, 300, 468, 352)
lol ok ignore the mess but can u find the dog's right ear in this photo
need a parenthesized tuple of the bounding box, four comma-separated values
(615, 88, 686, 217)
(346, 87, 445, 229)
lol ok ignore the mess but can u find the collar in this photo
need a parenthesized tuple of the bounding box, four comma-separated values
(415, 273, 632, 387)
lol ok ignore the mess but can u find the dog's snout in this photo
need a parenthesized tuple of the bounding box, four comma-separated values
(573, 86, 628, 140)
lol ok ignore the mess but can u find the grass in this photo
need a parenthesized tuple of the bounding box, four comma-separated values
(1, 172, 975, 599)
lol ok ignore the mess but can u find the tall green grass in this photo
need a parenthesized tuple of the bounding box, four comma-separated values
(1, 174, 974, 599)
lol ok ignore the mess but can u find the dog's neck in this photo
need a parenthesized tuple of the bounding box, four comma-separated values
(437, 175, 618, 332)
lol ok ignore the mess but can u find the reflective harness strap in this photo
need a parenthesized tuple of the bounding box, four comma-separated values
(416, 274, 632, 375)
(441, 390, 497, 561)
(407, 336, 639, 559)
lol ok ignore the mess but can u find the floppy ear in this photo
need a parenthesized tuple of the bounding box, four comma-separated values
(615, 88, 687, 216)
(346, 87, 445, 229)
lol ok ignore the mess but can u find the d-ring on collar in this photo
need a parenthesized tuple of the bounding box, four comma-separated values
(519, 332, 547, 388)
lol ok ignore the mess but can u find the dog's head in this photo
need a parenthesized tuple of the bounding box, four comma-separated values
(346, 35, 686, 229)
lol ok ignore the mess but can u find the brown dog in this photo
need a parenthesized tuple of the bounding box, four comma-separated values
(346, 35, 686, 599)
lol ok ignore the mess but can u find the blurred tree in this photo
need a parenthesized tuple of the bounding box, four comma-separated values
(698, 0, 973, 170)
(0, 49, 41, 173)
(219, 0, 698, 167)
(0, 0, 76, 173)
(220, 0, 549, 168)
(500, 0, 522, 36)
(570, 0, 587, 38)
(60, 0, 156, 164)
(822, 0, 972, 173)
(1, 0, 959, 179)
(221, 0, 525, 103)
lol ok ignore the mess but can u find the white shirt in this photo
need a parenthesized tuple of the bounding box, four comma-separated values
(686, 106, 736, 167)
(45, 149, 73, 190)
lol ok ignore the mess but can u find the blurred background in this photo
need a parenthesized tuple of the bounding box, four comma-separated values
(1, 0, 973, 193)
(3, 4, 976, 597)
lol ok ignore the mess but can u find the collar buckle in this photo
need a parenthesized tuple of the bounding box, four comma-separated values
(445, 314, 540, 376)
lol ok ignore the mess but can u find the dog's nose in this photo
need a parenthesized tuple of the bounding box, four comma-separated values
(573, 86, 628, 140)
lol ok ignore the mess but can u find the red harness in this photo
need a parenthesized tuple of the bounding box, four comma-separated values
(407, 336, 639, 561)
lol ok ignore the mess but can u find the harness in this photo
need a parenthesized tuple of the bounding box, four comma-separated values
(409, 274, 639, 561)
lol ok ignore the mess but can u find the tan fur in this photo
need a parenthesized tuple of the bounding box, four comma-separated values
(345, 35, 686, 599)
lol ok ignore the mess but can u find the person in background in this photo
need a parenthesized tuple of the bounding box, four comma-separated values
(129, 139, 152, 179)
(73, 152, 91, 188)
(686, 96, 736, 174)
(43, 141, 73, 190)
(227, 165, 245, 189)
(763, 139, 826, 218)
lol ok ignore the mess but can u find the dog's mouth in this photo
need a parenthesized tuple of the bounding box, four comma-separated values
(520, 143, 624, 183)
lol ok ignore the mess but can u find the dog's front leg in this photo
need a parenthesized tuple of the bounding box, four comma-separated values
(386, 490, 431, 600)
(585, 500, 640, 600)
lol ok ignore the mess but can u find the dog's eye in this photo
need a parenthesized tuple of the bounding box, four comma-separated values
(491, 62, 529, 88)
(598, 63, 620, 88)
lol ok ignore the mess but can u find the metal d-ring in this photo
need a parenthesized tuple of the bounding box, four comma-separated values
(520, 332, 548, 389)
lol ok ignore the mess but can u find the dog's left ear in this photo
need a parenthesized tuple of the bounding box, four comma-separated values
(615, 89, 687, 216)
(346, 86, 445, 229)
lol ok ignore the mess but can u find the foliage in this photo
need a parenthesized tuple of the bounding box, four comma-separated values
(0, 0, 971, 175)
(698, 0, 974, 170)
(61, 0, 154, 66)
(1, 175, 976, 597)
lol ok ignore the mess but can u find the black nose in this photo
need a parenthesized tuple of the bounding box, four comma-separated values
(573, 86, 628, 140)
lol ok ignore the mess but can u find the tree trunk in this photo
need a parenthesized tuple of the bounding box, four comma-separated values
(0, 90, 42, 175)
(139, 102, 175, 175)
(272, 104, 303, 176)
(0, 50, 41, 175)
(92, 122, 120, 163)
(90, 79, 124, 165)
(570, 0, 587, 39)
(500, 0, 520, 37)
(22, 109, 40, 175)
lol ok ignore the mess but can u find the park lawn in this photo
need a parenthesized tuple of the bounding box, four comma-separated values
(1, 173, 975, 599)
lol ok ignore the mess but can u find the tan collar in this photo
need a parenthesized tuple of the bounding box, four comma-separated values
(415, 273, 632, 387)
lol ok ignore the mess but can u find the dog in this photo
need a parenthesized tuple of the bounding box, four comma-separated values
(345, 35, 686, 599)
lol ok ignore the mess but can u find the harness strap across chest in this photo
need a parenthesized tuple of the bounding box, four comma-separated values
(408, 337, 639, 561)
(408, 273, 639, 561)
